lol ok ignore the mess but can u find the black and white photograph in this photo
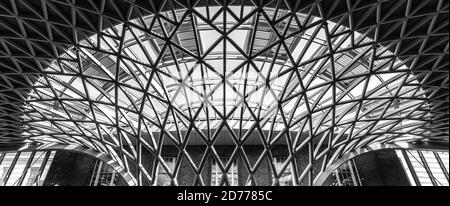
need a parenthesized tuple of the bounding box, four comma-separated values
(0, 0, 448, 203)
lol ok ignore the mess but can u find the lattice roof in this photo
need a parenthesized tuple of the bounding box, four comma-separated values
(0, 0, 448, 185)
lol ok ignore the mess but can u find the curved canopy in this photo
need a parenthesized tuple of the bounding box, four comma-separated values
(26, 5, 429, 145)
(0, 0, 448, 185)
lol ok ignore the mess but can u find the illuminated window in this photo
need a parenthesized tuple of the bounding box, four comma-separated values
(272, 156, 293, 186)
(89, 160, 118, 186)
(0, 167, 7, 184)
(25, 167, 40, 186)
(331, 159, 361, 186)
(396, 150, 449, 186)
(211, 157, 238, 186)
(158, 157, 176, 186)
(0, 151, 55, 186)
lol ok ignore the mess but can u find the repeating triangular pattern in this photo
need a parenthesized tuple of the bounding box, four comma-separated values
(0, 0, 448, 185)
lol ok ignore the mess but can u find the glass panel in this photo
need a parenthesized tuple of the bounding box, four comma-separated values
(395, 150, 416, 186)
(158, 157, 176, 186)
(90, 159, 118, 186)
(397, 150, 449, 186)
(0, 151, 55, 186)
(5, 152, 31, 186)
(272, 156, 293, 186)
(211, 157, 238, 186)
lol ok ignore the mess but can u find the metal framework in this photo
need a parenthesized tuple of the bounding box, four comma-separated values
(0, 0, 448, 186)
(89, 158, 120, 186)
(330, 158, 361, 186)
(396, 149, 449, 186)
(0, 150, 55, 186)
(314, 142, 449, 186)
